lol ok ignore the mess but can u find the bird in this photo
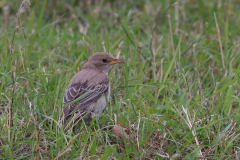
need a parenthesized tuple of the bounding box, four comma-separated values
(60, 52, 125, 128)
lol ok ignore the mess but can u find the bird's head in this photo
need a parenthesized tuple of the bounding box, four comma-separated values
(83, 52, 125, 74)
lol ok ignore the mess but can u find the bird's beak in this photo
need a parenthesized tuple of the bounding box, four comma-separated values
(109, 59, 125, 65)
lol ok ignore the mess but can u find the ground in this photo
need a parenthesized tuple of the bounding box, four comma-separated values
(0, 0, 240, 159)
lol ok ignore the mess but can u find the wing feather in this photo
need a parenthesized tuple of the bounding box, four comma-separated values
(62, 80, 109, 119)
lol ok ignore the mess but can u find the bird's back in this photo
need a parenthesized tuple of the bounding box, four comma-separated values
(70, 68, 108, 87)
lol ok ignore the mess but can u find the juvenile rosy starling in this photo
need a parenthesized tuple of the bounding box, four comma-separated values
(60, 52, 125, 126)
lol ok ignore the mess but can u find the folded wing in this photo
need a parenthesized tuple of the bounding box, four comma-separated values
(62, 80, 109, 119)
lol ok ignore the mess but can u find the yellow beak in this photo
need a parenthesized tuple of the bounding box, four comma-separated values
(109, 59, 125, 65)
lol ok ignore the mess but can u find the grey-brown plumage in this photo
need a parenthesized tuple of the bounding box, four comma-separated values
(60, 52, 125, 126)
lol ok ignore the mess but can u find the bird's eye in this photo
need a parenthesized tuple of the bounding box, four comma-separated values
(102, 59, 107, 63)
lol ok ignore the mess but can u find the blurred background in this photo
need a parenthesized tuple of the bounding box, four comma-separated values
(1, 0, 240, 61)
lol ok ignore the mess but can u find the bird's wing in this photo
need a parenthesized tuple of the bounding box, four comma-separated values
(62, 80, 109, 119)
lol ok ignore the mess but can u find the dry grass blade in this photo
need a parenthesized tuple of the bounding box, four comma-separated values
(34, 126, 40, 160)
(214, 12, 225, 73)
(54, 133, 81, 160)
(150, 1, 177, 58)
(8, 0, 31, 128)
(149, 2, 177, 81)
(34, 125, 49, 159)
(173, 105, 203, 158)
(82, 36, 94, 54)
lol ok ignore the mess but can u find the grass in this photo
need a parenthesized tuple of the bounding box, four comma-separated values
(1, 0, 240, 159)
